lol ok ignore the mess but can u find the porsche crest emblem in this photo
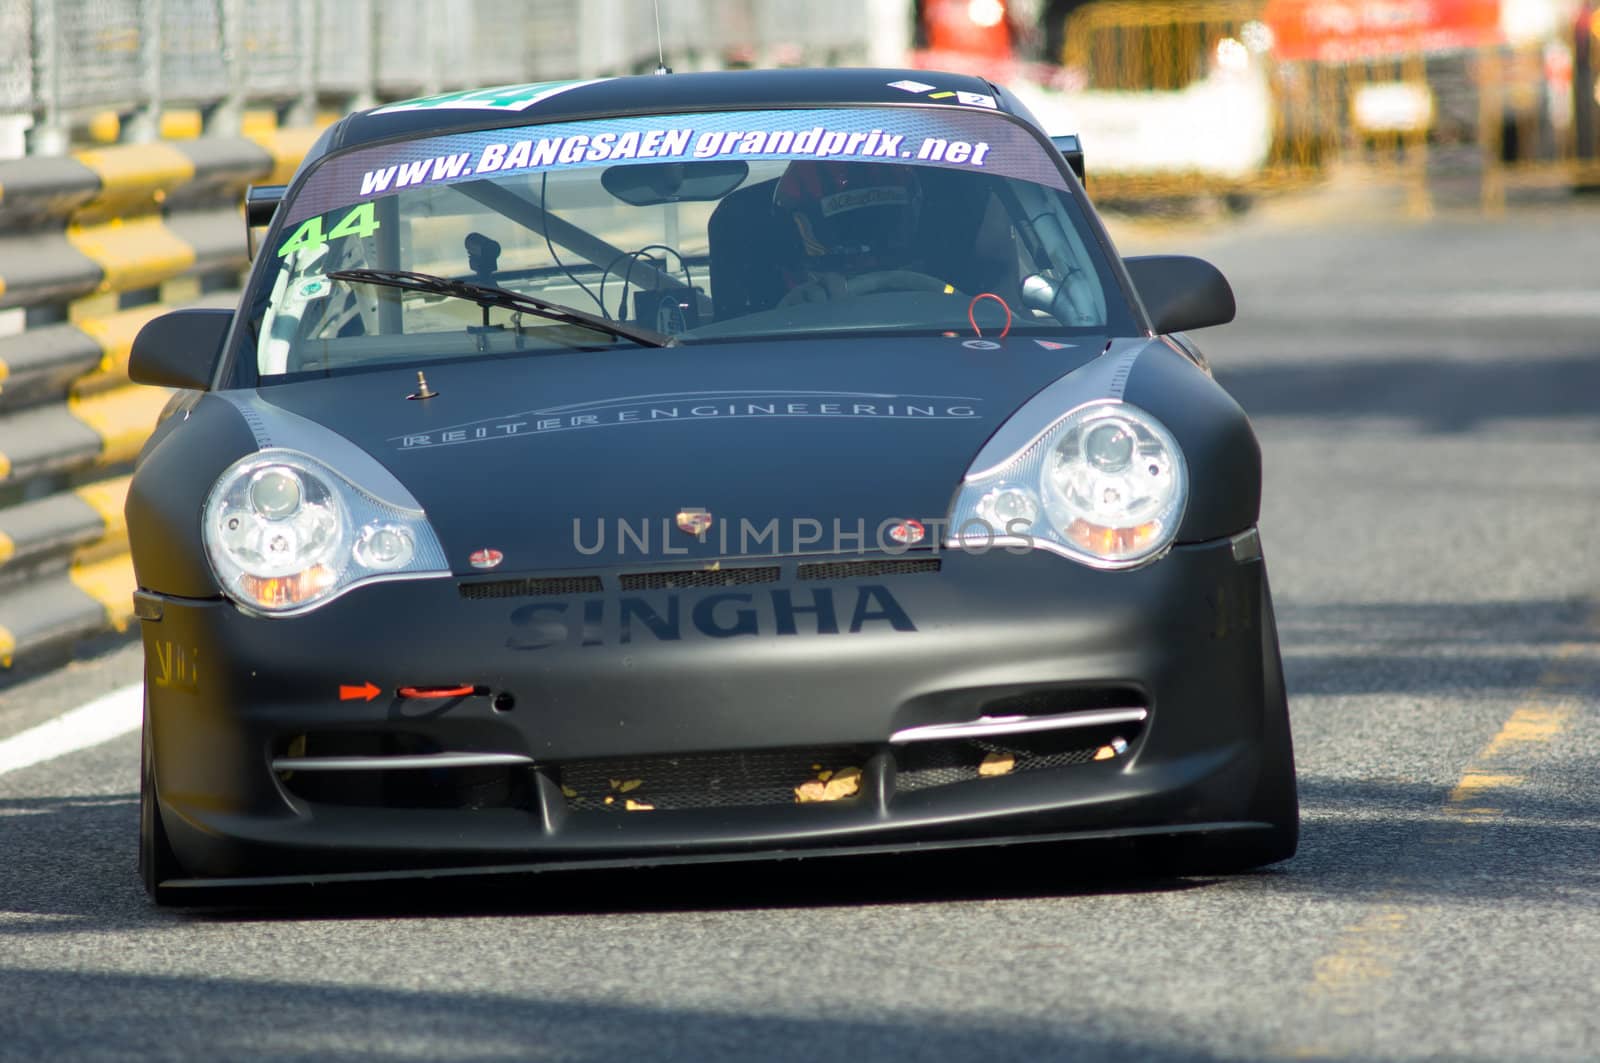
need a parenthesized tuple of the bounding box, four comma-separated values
(676, 508, 714, 536)
(888, 519, 926, 545)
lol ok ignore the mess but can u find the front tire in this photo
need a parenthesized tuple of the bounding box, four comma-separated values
(139, 692, 184, 906)
(1141, 578, 1299, 875)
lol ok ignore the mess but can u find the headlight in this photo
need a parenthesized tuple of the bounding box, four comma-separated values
(948, 401, 1187, 568)
(204, 449, 448, 615)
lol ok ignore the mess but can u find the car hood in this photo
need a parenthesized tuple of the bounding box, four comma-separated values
(254, 335, 1109, 572)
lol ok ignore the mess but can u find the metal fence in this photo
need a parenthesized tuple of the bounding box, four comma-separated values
(1043, 0, 1600, 211)
(0, 0, 882, 668)
(8, 0, 879, 153)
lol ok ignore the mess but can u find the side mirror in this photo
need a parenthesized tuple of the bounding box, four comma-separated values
(130, 308, 233, 391)
(245, 184, 285, 260)
(1123, 255, 1236, 334)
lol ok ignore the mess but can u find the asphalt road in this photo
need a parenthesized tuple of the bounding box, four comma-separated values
(2, 187, 1597, 1062)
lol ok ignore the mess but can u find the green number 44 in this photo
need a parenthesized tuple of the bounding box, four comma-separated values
(276, 202, 381, 259)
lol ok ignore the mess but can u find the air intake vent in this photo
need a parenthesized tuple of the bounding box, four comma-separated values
(459, 576, 603, 600)
(619, 566, 780, 591)
(798, 558, 941, 581)
(557, 745, 869, 812)
(895, 723, 1136, 794)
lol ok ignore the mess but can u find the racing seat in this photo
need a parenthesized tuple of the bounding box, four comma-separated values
(707, 177, 797, 321)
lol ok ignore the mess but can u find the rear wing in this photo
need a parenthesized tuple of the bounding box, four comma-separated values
(1051, 134, 1085, 186)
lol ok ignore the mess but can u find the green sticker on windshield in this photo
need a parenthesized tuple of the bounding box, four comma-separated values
(370, 79, 606, 115)
(276, 202, 380, 259)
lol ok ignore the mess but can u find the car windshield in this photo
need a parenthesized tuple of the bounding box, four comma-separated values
(247, 105, 1132, 379)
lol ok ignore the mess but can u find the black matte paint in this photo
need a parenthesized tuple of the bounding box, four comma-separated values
(1123, 255, 1237, 335)
(129, 308, 233, 391)
(126, 394, 259, 599)
(255, 336, 1108, 572)
(143, 542, 1284, 879)
(1120, 342, 1262, 543)
(128, 67, 1295, 891)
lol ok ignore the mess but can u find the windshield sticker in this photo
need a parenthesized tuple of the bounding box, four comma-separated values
(283, 107, 1065, 226)
(276, 201, 380, 258)
(386, 390, 982, 452)
(371, 79, 609, 115)
(887, 79, 937, 93)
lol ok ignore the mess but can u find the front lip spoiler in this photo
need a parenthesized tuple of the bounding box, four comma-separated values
(156, 820, 1274, 894)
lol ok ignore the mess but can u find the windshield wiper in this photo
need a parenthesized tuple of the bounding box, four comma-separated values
(325, 268, 673, 348)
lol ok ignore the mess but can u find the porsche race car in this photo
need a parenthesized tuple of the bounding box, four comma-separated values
(129, 67, 1296, 903)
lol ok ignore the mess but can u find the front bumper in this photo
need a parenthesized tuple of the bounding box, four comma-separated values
(141, 538, 1284, 880)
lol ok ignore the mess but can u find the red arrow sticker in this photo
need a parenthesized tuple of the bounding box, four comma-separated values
(1034, 339, 1074, 350)
(339, 682, 381, 702)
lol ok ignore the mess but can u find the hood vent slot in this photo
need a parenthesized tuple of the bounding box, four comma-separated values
(799, 558, 941, 581)
(459, 575, 603, 599)
(620, 566, 780, 591)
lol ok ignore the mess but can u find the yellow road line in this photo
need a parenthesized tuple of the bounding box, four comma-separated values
(1290, 624, 1594, 1052)
(1309, 908, 1411, 1008)
(1483, 705, 1572, 755)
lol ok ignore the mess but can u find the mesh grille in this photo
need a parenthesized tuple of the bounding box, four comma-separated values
(798, 558, 942, 581)
(459, 576, 603, 600)
(558, 746, 868, 813)
(894, 731, 1125, 793)
(619, 567, 780, 591)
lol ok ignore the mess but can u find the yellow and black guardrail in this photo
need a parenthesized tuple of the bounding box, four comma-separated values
(0, 126, 318, 667)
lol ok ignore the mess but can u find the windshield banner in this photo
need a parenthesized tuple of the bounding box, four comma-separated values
(283, 106, 1066, 225)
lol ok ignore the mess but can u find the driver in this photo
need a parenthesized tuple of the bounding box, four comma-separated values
(772, 160, 955, 305)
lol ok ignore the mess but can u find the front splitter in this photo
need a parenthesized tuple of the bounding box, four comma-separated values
(159, 819, 1273, 894)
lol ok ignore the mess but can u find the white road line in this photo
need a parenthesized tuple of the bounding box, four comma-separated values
(0, 683, 143, 778)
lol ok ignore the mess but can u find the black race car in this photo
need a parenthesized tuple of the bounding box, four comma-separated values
(129, 67, 1296, 903)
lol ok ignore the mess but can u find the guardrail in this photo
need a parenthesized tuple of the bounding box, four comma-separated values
(5, 0, 882, 154)
(0, 126, 319, 666)
(0, 0, 891, 670)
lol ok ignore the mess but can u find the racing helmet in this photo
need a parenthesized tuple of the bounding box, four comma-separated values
(773, 161, 924, 271)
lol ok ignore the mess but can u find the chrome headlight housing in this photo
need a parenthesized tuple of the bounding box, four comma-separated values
(203, 448, 448, 615)
(949, 400, 1188, 569)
